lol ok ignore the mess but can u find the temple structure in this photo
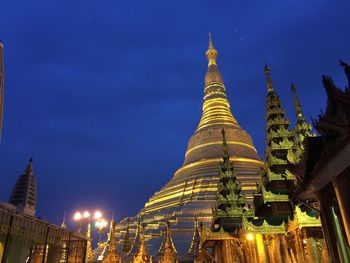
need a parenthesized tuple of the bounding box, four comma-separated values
(0, 159, 87, 263)
(94, 38, 348, 262)
(115, 33, 263, 255)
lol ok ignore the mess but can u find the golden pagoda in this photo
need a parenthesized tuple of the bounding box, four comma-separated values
(116, 34, 263, 254)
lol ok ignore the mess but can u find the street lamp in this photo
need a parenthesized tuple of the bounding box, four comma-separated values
(94, 211, 102, 220)
(73, 212, 83, 233)
(73, 210, 102, 234)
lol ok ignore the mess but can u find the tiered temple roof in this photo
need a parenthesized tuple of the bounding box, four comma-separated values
(254, 64, 294, 223)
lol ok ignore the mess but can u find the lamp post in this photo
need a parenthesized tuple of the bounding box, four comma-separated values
(73, 211, 83, 233)
(73, 210, 103, 233)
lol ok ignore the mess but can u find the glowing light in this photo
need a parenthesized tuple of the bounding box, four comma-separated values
(95, 218, 108, 230)
(73, 212, 82, 221)
(246, 233, 254, 241)
(94, 211, 102, 220)
(303, 239, 307, 244)
(83, 211, 90, 218)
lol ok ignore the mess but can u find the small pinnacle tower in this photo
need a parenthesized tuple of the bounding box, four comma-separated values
(158, 220, 177, 263)
(0, 41, 4, 140)
(254, 64, 294, 222)
(128, 219, 144, 257)
(122, 218, 132, 253)
(287, 84, 314, 166)
(103, 219, 122, 263)
(9, 158, 37, 216)
(212, 129, 251, 233)
(187, 215, 201, 257)
(61, 211, 67, 229)
(133, 224, 152, 263)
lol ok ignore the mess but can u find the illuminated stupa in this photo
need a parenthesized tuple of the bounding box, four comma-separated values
(117, 34, 263, 254)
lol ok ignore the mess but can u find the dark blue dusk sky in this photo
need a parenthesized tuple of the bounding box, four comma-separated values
(0, 0, 349, 229)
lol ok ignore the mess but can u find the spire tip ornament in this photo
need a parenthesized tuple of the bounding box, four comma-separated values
(206, 32, 218, 66)
(264, 63, 274, 92)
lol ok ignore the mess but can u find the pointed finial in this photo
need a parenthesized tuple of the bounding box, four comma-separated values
(291, 83, 304, 121)
(206, 32, 218, 66)
(221, 128, 229, 158)
(25, 157, 33, 174)
(208, 32, 213, 49)
(61, 210, 67, 229)
(264, 63, 274, 92)
(264, 63, 270, 74)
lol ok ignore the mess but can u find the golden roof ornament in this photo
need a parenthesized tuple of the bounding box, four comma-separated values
(206, 32, 218, 66)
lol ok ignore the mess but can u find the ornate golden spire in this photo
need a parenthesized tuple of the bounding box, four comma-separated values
(206, 32, 218, 66)
(264, 63, 274, 92)
(196, 33, 239, 132)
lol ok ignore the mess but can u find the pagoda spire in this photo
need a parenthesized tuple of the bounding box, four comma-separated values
(61, 211, 67, 229)
(288, 83, 314, 168)
(196, 34, 239, 131)
(212, 129, 250, 233)
(158, 220, 177, 262)
(264, 63, 274, 92)
(206, 32, 218, 66)
(291, 83, 305, 122)
(122, 218, 132, 253)
(102, 219, 122, 263)
(133, 224, 151, 263)
(222, 128, 229, 159)
(253, 64, 294, 221)
(8, 157, 37, 216)
(128, 216, 143, 257)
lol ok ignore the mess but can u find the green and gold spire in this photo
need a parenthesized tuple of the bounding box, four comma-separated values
(254, 64, 294, 221)
(288, 84, 314, 165)
(264, 63, 274, 92)
(212, 129, 251, 233)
